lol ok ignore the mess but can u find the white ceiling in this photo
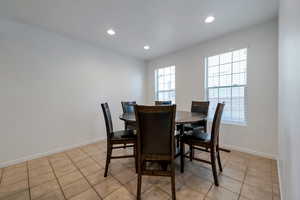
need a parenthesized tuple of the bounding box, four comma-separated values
(0, 0, 278, 60)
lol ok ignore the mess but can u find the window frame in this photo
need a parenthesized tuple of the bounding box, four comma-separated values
(204, 48, 248, 125)
(155, 65, 176, 103)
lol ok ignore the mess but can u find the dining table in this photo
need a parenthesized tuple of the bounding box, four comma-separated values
(119, 110, 231, 154)
(119, 110, 207, 157)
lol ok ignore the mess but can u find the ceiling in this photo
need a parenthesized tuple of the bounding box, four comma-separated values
(0, 0, 278, 60)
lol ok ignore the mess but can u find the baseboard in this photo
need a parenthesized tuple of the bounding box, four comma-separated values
(0, 137, 106, 168)
(222, 144, 278, 160)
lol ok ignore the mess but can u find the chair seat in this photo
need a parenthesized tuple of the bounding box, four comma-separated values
(111, 129, 136, 141)
(181, 129, 211, 142)
(184, 123, 205, 131)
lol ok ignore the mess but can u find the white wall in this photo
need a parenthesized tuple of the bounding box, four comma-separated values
(147, 19, 278, 158)
(0, 19, 146, 167)
(278, 0, 300, 199)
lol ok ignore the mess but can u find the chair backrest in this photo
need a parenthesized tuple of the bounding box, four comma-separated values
(121, 101, 136, 113)
(101, 103, 113, 139)
(211, 103, 225, 147)
(191, 101, 210, 115)
(155, 101, 172, 106)
(135, 105, 176, 160)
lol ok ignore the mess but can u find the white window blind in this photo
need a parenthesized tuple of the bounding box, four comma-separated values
(206, 48, 247, 124)
(155, 66, 175, 103)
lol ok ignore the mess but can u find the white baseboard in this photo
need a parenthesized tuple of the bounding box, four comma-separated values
(222, 144, 278, 160)
(0, 137, 106, 168)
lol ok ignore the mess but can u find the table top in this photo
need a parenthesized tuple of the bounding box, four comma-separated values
(119, 111, 206, 125)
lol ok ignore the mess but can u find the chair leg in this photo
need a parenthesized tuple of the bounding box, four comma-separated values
(217, 146, 223, 172)
(180, 141, 185, 173)
(137, 174, 142, 200)
(210, 147, 219, 186)
(189, 145, 194, 161)
(134, 144, 138, 173)
(104, 144, 112, 177)
(171, 171, 176, 200)
(124, 122, 128, 149)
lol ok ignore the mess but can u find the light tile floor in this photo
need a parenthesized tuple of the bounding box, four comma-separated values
(0, 140, 280, 200)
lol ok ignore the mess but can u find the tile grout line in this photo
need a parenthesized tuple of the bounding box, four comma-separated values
(237, 157, 249, 200)
(47, 157, 68, 200)
(26, 161, 32, 200)
(64, 150, 104, 200)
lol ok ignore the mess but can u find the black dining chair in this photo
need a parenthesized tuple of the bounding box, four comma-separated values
(101, 103, 137, 177)
(135, 105, 176, 200)
(121, 101, 137, 130)
(155, 100, 172, 105)
(180, 103, 225, 186)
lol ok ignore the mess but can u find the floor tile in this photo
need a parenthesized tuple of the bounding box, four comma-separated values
(86, 170, 106, 186)
(2, 167, 27, 180)
(29, 172, 56, 187)
(222, 167, 245, 182)
(31, 179, 60, 199)
(207, 186, 239, 200)
(244, 174, 272, 191)
(124, 177, 152, 196)
(53, 164, 77, 177)
(218, 175, 242, 194)
(80, 164, 102, 177)
(94, 177, 121, 198)
(142, 186, 170, 200)
(176, 185, 205, 200)
(0, 180, 28, 199)
(36, 189, 65, 200)
(4, 163, 27, 172)
(241, 183, 272, 200)
(1, 171, 27, 185)
(58, 171, 83, 187)
(28, 159, 50, 170)
(112, 169, 136, 185)
(183, 173, 212, 194)
(61, 178, 91, 199)
(69, 188, 100, 200)
(29, 166, 52, 178)
(1, 189, 30, 200)
(104, 187, 134, 200)
(75, 158, 96, 169)
(51, 159, 73, 169)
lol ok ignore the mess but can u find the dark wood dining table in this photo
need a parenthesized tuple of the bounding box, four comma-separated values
(119, 111, 207, 157)
(119, 110, 230, 154)
(119, 110, 207, 125)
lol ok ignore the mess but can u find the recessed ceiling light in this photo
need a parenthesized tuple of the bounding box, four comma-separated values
(107, 29, 116, 35)
(144, 45, 150, 50)
(205, 16, 215, 24)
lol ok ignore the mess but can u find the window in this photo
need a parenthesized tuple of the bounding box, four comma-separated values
(205, 48, 247, 124)
(155, 66, 175, 103)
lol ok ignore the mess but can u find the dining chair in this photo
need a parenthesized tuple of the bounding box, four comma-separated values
(135, 105, 176, 200)
(101, 103, 137, 177)
(184, 101, 210, 160)
(180, 103, 225, 186)
(155, 100, 172, 105)
(184, 101, 209, 132)
(121, 101, 137, 130)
